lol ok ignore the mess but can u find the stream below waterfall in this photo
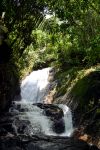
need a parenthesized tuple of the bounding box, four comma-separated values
(0, 68, 99, 150)
(9, 68, 73, 137)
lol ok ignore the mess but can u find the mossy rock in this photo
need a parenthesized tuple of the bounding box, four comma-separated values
(70, 71, 100, 112)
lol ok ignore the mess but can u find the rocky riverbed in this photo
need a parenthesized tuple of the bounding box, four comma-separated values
(0, 104, 99, 150)
(0, 133, 99, 150)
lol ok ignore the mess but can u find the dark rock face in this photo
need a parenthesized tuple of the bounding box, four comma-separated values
(34, 103, 65, 134)
(0, 135, 99, 150)
(0, 64, 20, 112)
(34, 103, 64, 119)
(0, 44, 19, 112)
(0, 27, 20, 112)
(52, 118, 65, 134)
(65, 71, 100, 129)
(0, 41, 12, 64)
(69, 71, 100, 111)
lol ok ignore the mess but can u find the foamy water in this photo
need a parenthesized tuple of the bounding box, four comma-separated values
(11, 68, 73, 136)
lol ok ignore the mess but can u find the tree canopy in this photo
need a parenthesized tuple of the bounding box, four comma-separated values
(0, 0, 100, 74)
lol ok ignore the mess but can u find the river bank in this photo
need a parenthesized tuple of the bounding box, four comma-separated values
(48, 65, 100, 148)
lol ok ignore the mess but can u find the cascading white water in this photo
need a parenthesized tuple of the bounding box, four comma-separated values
(11, 68, 73, 136)
(21, 68, 50, 103)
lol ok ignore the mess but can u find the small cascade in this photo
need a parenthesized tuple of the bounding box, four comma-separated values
(58, 104, 73, 137)
(10, 68, 73, 137)
(10, 102, 53, 135)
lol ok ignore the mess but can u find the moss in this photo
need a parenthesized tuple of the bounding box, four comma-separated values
(54, 66, 100, 113)
(71, 76, 89, 102)
(70, 70, 100, 112)
(54, 66, 100, 140)
(55, 67, 84, 97)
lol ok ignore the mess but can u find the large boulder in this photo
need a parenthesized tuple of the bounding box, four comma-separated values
(52, 118, 65, 134)
(34, 103, 64, 119)
(33, 103, 65, 134)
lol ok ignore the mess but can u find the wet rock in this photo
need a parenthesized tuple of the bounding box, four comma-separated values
(0, 135, 99, 150)
(27, 142, 41, 150)
(52, 118, 65, 134)
(90, 145, 100, 150)
(44, 106, 63, 119)
(49, 68, 55, 74)
(0, 123, 14, 134)
(0, 63, 19, 113)
(14, 119, 31, 135)
(48, 68, 55, 82)
(0, 128, 8, 136)
(9, 107, 19, 115)
(0, 113, 17, 135)
(34, 103, 65, 133)
(35, 103, 64, 119)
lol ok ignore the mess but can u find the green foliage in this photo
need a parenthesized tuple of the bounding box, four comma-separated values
(0, 0, 99, 77)
(71, 71, 100, 112)
(55, 67, 82, 97)
(0, 0, 44, 62)
(43, 0, 100, 67)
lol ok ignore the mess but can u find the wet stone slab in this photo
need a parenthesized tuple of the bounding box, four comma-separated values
(0, 134, 99, 150)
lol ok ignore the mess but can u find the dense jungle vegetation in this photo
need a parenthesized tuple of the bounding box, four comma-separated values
(0, 0, 100, 146)
(0, 0, 100, 75)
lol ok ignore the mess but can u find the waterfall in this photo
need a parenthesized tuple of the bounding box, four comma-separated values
(21, 68, 50, 103)
(10, 68, 73, 137)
